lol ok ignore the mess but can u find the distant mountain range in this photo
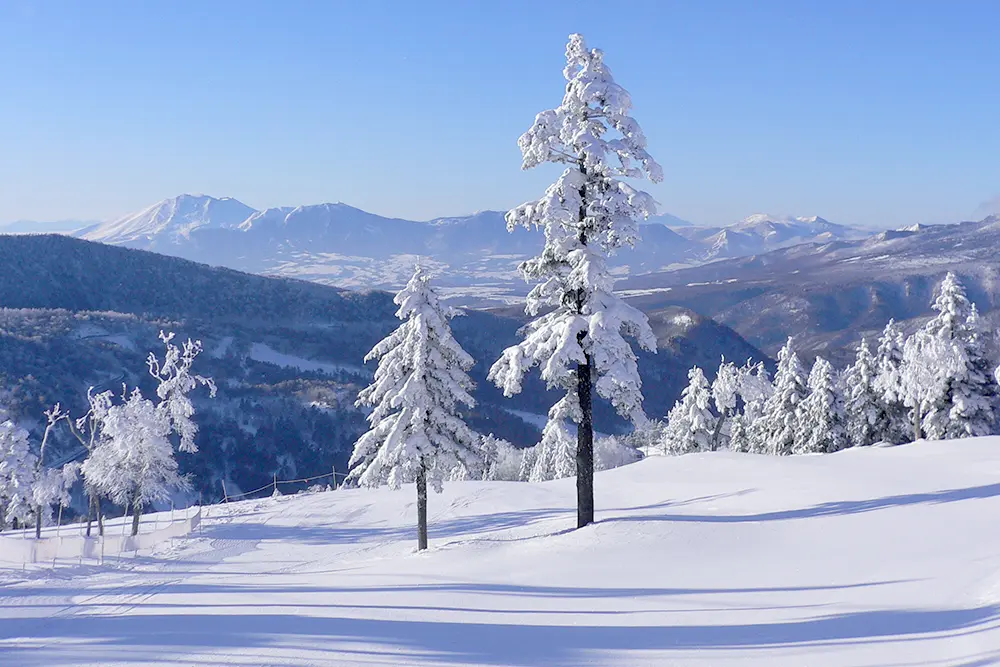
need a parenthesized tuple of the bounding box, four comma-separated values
(18, 192, 999, 366)
(66, 194, 864, 304)
(619, 215, 1000, 362)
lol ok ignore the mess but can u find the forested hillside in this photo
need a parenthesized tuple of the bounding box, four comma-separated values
(0, 235, 768, 507)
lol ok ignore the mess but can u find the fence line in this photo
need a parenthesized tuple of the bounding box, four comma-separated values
(221, 468, 351, 503)
(0, 505, 202, 567)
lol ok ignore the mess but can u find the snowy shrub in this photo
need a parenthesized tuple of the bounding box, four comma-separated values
(594, 435, 642, 471)
(480, 434, 527, 482)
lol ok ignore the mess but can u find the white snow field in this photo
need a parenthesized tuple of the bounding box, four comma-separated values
(4, 439, 1000, 666)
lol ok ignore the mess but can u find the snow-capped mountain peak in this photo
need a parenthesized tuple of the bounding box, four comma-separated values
(83, 194, 257, 245)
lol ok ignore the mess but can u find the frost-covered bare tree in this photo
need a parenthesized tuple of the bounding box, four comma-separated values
(349, 267, 481, 550)
(710, 359, 741, 451)
(729, 361, 773, 453)
(81, 332, 215, 536)
(489, 34, 661, 528)
(82, 388, 182, 536)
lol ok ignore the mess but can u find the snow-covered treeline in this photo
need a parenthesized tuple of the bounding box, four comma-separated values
(654, 272, 1000, 455)
(0, 332, 215, 537)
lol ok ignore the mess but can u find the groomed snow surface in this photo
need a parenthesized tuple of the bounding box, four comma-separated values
(3, 439, 1000, 666)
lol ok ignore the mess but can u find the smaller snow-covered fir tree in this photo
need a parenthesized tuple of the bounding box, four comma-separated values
(752, 339, 807, 456)
(662, 367, 714, 454)
(710, 359, 741, 451)
(873, 319, 911, 443)
(795, 357, 846, 454)
(349, 267, 481, 550)
(843, 338, 883, 447)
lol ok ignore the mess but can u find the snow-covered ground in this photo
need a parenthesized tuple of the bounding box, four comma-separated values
(3, 438, 1000, 666)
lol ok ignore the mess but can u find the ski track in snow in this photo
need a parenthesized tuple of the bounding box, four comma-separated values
(3, 439, 1000, 665)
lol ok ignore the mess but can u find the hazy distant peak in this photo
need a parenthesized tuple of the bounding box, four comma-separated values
(84, 194, 257, 244)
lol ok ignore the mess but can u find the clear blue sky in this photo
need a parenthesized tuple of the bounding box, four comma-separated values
(1, 0, 998, 228)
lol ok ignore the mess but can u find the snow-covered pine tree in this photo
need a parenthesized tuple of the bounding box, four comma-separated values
(710, 359, 741, 451)
(843, 338, 883, 447)
(751, 339, 807, 456)
(0, 420, 36, 530)
(662, 367, 714, 454)
(349, 267, 481, 550)
(910, 273, 999, 439)
(489, 34, 661, 529)
(729, 361, 773, 453)
(873, 319, 911, 443)
(795, 357, 846, 454)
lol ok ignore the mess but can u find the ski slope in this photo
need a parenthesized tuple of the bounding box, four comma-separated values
(3, 438, 1000, 666)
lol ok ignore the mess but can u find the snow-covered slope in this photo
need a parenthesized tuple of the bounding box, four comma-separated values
(3, 438, 1000, 666)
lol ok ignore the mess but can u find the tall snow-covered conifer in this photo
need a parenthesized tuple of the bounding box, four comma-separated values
(489, 34, 661, 528)
(906, 273, 999, 440)
(349, 267, 481, 550)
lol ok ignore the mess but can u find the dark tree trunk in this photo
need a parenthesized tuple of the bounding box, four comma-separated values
(576, 350, 595, 528)
(96, 496, 104, 537)
(711, 410, 729, 452)
(912, 405, 922, 441)
(86, 493, 94, 537)
(416, 465, 428, 551)
(131, 499, 142, 536)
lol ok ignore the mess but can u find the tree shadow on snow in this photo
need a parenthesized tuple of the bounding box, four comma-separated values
(3, 604, 999, 666)
(603, 482, 1000, 525)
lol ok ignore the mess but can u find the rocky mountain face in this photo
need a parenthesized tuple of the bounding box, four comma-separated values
(0, 234, 769, 506)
